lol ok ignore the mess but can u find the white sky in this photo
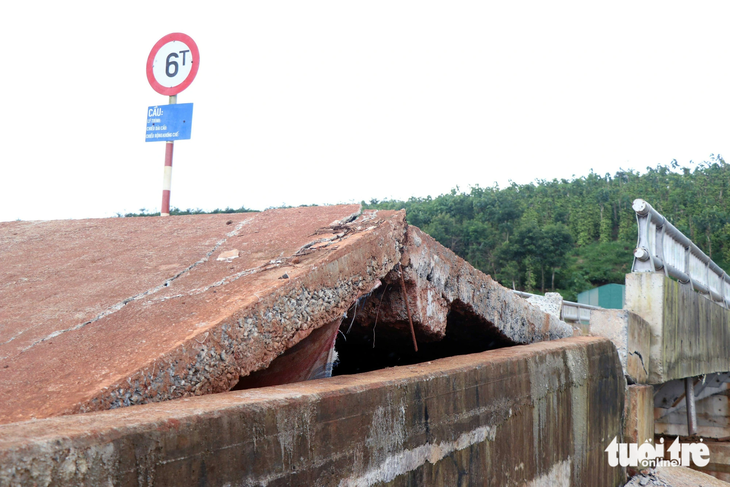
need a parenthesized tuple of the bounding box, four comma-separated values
(1, 2, 729, 222)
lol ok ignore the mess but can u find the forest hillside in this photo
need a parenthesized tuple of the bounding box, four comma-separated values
(365, 156, 729, 301)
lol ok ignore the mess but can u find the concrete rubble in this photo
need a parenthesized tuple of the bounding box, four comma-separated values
(626, 466, 730, 487)
(0, 204, 573, 425)
(525, 291, 564, 318)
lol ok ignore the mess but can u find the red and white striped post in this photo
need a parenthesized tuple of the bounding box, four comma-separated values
(146, 33, 200, 218)
(161, 94, 176, 216)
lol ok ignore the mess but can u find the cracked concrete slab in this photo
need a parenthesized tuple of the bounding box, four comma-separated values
(346, 226, 573, 346)
(0, 205, 406, 424)
(0, 205, 573, 426)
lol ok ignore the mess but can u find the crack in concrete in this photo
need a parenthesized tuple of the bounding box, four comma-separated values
(629, 350, 649, 376)
(145, 223, 371, 306)
(294, 235, 343, 256)
(0, 328, 28, 349)
(329, 207, 362, 227)
(145, 262, 277, 305)
(7, 219, 253, 358)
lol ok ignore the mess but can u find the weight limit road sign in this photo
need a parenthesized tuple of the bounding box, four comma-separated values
(146, 33, 200, 96)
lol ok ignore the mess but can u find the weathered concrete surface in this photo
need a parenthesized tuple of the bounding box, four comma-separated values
(590, 309, 651, 383)
(625, 272, 730, 384)
(0, 336, 625, 486)
(626, 466, 730, 486)
(624, 385, 654, 447)
(0, 205, 405, 424)
(685, 440, 730, 482)
(348, 226, 573, 346)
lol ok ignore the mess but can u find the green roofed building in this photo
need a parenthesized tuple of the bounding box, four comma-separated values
(577, 283, 625, 309)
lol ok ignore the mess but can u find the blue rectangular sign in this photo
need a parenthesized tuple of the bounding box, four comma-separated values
(145, 103, 194, 142)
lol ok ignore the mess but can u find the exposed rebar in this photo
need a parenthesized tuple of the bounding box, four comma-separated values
(399, 267, 418, 352)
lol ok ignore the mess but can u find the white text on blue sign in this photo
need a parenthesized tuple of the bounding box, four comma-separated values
(145, 103, 194, 142)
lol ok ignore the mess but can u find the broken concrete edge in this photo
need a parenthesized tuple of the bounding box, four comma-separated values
(401, 226, 574, 344)
(0, 337, 626, 487)
(525, 292, 563, 319)
(66, 210, 408, 417)
(328, 205, 363, 227)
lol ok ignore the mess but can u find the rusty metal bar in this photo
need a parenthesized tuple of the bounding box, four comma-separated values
(686, 377, 697, 436)
(399, 267, 418, 352)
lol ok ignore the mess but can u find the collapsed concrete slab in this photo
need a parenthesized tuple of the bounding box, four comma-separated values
(336, 227, 573, 372)
(0, 337, 625, 487)
(399, 226, 572, 343)
(0, 206, 572, 424)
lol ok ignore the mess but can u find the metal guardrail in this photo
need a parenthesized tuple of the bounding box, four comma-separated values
(632, 198, 730, 307)
(513, 290, 601, 323)
(561, 302, 596, 323)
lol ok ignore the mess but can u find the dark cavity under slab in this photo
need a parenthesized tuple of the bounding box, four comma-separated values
(333, 291, 516, 376)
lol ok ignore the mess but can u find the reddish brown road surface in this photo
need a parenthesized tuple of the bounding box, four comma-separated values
(0, 205, 405, 424)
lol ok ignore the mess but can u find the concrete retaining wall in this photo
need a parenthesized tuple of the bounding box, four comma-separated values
(0, 337, 625, 486)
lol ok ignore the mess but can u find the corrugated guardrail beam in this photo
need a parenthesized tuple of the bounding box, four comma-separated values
(513, 290, 600, 323)
(632, 198, 730, 306)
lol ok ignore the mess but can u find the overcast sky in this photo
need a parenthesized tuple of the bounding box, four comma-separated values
(1, 2, 729, 222)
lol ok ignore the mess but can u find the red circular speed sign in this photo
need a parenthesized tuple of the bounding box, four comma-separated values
(146, 33, 200, 96)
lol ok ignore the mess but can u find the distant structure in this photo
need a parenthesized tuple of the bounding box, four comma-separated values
(578, 283, 625, 309)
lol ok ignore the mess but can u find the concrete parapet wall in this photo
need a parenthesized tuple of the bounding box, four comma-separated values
(0, 337, 625, 486)
(626, 273, 730, 384)
(624, 385, 654, 447)
(589, 309, 651, 383)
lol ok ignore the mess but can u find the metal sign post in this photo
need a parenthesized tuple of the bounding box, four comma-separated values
(162, 95, 176, 216)
(145, 33, 200, 216)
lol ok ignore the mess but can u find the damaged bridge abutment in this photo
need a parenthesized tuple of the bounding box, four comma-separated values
(0, 337, 625, 486)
